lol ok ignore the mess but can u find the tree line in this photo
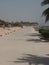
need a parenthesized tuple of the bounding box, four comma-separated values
(0, 19, 38, 27)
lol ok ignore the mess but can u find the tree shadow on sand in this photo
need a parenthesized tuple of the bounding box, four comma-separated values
(26, 33, 49, 43)
(13, 54, 49, 65)
(26, 33, 41, 37)
(26, 38, 49, 43)
(46, 54, 49, 56)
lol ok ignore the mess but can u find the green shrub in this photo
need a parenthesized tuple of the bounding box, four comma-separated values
(39, 29, 44, 33)
(12, 22, 23, 27)
(39, 29, 49, 39)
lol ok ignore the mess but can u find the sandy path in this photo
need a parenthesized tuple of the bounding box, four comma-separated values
(0, 26, 49, 65)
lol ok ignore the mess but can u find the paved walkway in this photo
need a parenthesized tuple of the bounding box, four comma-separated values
(0, 27, 49, 65)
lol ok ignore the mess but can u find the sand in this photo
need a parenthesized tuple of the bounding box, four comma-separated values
(0, 26, 49, 65)
(0, 27, 21, 36)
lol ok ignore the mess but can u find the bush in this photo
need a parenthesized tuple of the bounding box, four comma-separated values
(39, 29, 49, 39)
(12, 22, 23, 27)
(39, 29, 44, 33)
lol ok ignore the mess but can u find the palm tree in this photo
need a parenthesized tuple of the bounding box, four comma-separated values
(41, 0, 49, 22)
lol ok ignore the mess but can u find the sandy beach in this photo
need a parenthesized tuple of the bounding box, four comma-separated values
(0, 26, 49, 65)
(0, 27, 21, 36)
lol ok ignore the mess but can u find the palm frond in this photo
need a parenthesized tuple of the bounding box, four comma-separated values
(42, 8, 49, 22)
(41, 0, 49, 6)
(45, 14, 49, 22)
(42, 8, 49, 16)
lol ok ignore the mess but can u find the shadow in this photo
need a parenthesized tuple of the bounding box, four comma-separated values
(26, 33, 41, 37)
(0, 35, 2, 37)
(26, 33, 49, 43)
(26, 38, 48, 43)
(14, 54, 49, 65)
(46, 54, 49, 56)
(13, 54, 49, 65)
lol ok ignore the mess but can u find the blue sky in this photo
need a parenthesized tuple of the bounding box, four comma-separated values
(0, 0, 48, 25)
